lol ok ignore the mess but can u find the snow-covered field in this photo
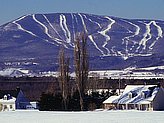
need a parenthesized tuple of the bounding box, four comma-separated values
(0, 110, 164, 123)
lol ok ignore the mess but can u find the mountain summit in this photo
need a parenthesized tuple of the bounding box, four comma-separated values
(0, 13, 164, 74)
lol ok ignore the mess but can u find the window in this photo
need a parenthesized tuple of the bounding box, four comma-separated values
(128, 92, 132, 99)
(4, 95, 7, 100)
(141, 92, 145, 98)
(10, 105, 13, 109)
(4, 105, 8, 111)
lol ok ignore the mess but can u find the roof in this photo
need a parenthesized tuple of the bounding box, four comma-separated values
(103, 95, 120, 104)
(103, 85, 161, 105)
(117, 85, 160, 104)
(0, 97, 16, 103)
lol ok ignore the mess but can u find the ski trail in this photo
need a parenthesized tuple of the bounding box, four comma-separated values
(153, 21, 163, 39)
(78, 13, 88, 33)
(71, 14, 75, 37)
(32, 14, 63, 46)
(122, 20, 140, 40)
(117, 51, 128, 60)
(136, 21, 152, 52)
(71, 14, 75, 39)
(62, 14, 71, 44)
(149, 21, 163, 50)
(42, 14, 69, 48)
(98, 16, 115, 55)
(60, 14, 72, 44)
(78, 14, 105, 55)
(32, 14, 54, 39)
(88, 35, 105, 55)
(74, 14, 79, 27)
(42, 14, 64, 42)
(121, 20, 140, 54)
(111, 46, 117, 56)
(12, 15, 37, 37)
(71, 14, 76, 47)
(72, 14, 79, 47)
(83, 14, 101, 28)
(60, 15, 67, 43)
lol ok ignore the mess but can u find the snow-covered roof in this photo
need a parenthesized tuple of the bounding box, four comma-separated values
(117, 85, 160, 104)
(0, 96, 16, 103)
(103, 85, 161, 105)
(103, 95, 120, 104)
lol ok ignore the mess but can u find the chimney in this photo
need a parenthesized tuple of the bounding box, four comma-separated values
(16, 87, 20, 92)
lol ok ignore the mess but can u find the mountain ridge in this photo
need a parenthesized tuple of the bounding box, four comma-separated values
(0, 13, 164, 76)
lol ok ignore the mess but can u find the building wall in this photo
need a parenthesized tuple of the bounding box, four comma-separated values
(104, 103, 116, 110)
(1, 102, 15, 111)
(0, 103, 2, 111)
(153, 88, 164, 111)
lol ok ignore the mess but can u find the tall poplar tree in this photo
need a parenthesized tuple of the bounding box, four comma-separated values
(74, 32, 89, 110)
(59, 46, 70, 110)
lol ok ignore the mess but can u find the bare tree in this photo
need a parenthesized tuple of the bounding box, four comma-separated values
(74, 32, 89, 110)
(58, 46, 70, 110)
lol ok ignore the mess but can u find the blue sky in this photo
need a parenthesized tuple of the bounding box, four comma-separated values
(0, 0, 164, 25)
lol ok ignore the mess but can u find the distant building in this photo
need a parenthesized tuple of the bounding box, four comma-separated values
(28, 102, 39, 110)
(103, 85, 164, 111)
(0, 94, 16, 111)
(0, 88, 35, 111)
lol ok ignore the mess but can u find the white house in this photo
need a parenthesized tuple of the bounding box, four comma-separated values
(103, 95, 120, 110)
(103, 85, 164, 111)
(0, 94, 16, 111)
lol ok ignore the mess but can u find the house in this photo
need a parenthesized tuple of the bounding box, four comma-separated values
(103, 85, 164, 111)
(0, 94, 16, 111)
(0, 88, 32, 110)
(103, 95, 120, 110)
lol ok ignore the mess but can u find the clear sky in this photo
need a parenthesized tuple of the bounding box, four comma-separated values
(0, 0, 164, 25)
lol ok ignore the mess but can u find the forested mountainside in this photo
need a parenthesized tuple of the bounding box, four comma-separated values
(0, 13, 164, 75)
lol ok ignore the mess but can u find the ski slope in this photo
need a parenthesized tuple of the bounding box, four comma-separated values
(8, 13, 164, 58)
(1, 13, 164, 73)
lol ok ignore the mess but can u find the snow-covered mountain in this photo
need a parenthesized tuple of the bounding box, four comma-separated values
(0, 13, 164, 75)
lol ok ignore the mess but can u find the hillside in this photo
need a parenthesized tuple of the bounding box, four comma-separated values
(0, 13, 164, 76)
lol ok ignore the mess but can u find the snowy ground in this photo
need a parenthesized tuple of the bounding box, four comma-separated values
(0, 110, 164, 123)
